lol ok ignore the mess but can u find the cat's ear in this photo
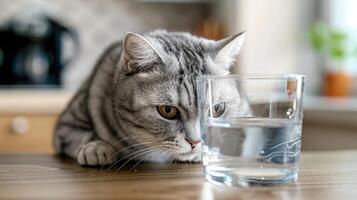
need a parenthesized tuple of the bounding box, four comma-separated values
(122, 32, 163, 73)
(214, 31, 246, 69)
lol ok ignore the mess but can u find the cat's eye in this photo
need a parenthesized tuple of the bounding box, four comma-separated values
(208, 102, 226, 118)
(157, 105, 180, 120)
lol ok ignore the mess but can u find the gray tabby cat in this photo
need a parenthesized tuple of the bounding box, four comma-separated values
(54, 30, 245, 166)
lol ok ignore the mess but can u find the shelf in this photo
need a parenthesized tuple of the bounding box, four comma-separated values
(303, 96, 357, 128)
(304, 96, 357, 112)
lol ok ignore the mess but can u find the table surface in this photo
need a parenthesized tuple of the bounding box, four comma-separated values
(1, 151, 357, 200)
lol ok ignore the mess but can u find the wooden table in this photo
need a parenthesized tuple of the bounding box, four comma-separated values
(1, 151, 357, 200)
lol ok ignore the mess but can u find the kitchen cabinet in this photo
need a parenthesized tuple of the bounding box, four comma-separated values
(0, 114, 57, 153)
(302, 96, 357, 150)
(0, 90, 73, 153)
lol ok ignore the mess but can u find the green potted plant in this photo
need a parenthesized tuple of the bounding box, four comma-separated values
(308, 22, 354, 97)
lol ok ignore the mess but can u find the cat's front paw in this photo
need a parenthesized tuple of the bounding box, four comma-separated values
(77, 141, 117, 166)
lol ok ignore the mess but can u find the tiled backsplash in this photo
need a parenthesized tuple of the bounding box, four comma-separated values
(0, 0, 207, 86)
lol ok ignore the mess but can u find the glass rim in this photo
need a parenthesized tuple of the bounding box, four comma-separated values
(196, 74, 306, 81)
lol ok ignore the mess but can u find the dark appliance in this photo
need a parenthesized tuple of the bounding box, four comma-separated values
(0, 14, 79, 86)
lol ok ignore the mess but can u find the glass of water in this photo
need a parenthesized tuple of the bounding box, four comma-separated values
(197, 74, 305, 186)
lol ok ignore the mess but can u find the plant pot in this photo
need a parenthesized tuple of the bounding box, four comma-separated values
(324, 71, 351, 97)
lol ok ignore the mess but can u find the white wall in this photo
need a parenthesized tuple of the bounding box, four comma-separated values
(223, 0, 320, 95)
(324, 0, 357, 75)
(237, 0, 299, 74)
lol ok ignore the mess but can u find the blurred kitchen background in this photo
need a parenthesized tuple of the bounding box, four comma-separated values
(0, 0, 356, 153)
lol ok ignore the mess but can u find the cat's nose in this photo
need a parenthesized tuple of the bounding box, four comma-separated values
(185, 138, 201, 149)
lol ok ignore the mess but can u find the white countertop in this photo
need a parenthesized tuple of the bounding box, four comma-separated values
(0, 89, 74, 114)
(304, 96, 357, 112)
(301, 96, 357, 128)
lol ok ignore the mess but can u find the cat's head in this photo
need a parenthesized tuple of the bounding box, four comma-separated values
(113, 30, 245, 162)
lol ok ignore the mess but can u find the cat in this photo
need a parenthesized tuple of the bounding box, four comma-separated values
(54, 30, 245, 166)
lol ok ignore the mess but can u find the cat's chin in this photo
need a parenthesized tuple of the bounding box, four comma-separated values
(175, 152, 201, 163)
(176, 156, 201, 163)
(146, 150, 200, 163)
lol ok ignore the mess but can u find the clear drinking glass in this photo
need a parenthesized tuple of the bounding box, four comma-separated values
(197, 74, 305, 186)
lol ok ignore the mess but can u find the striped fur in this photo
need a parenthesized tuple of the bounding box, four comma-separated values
(54, 30, 245, 166)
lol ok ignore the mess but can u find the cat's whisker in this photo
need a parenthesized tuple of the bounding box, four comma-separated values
(173, 151, 180, 163)
(129, 147, 165, 171)
(106, 147, 153, 172)
(169, 153, 177, 163)
(157, 146, 178, 164)
(164, 149, 175, 163)
(100, 141, 159, 170)
(171, 150, 179, 164)
(160, 148, 171, 162)
(105, 143, 165, 171)
(115, 145, 170, 173)
(107, 144, 170, 172)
